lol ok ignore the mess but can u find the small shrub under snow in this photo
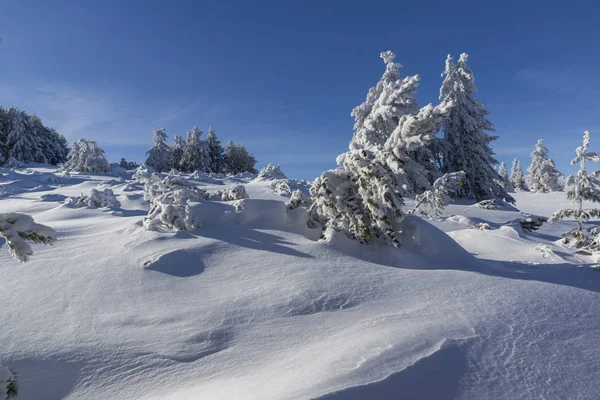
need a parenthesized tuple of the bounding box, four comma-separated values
(269, 180, 292, 196)
(132, 165, 156, 183)
(288, 189, 311, 210)
(255, 163, 287, 181)
(221, 185, 249, 201)
(65, 189, 121, 209)
(143, 174, 208, 231)
(473, 222, 491, 230)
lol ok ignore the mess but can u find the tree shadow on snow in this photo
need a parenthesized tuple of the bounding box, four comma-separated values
(200, 226, 314, 259)
(476, 259, 600, 294)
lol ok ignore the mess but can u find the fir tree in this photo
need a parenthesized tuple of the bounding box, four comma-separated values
(62, 139, 110, 173)
(439, 54, 514, 202)
(526, 139, 563, 192)
(206, 128, 226, 173)
(145, 129, 172, 172)
(170, 135, 185, 171)
(498, 161, 514, 192)
(509, 158, 527, 191)
(180, 126, 210, 173)
(549, 131, 600, 248)
(224, 141, 257, 174)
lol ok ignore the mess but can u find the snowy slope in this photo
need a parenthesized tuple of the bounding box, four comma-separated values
(1, 168, 600, 399)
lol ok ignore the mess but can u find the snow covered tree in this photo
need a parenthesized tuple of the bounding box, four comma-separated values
(509, 158, 527, 191)
(439, 54, 514, 203)
(498, 161, 514, 192)
(6, 108, 45, 164)
(549, 131, 600, 248)
(0, 212, 57, 262)
(255, 163, 287, 181)
(224, 141, 257, 174)
(170, 135, 185, 171)
(145, 129, 172, 172)
(526, 139, 563, 193)
(409, 171, 466, 218)
(62, 139, 110, 173)
(0, 365, 18, 399)
(312, 51, 453, 247)
(206, 128, 226, 173)
(180, 126, 210, 173)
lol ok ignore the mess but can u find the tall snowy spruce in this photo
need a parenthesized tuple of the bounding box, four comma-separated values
(170, 135, 185, 171)
(439, 54, 514, 203)
(549, 131, 600, 248)
(509, 158, 527, 191)
(311, 51, 453, 247)
(145, 129, 172, 172)
(180, 126, 210, 173)
(526, 139, 563, 192)
(206, 128, 226, 173)
(224, 141, 257, 174)
(498, 161, 514, 192)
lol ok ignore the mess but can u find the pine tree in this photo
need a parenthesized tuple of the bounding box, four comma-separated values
(498, 161, 514, 192)
(439, 54, 514, 203)
(145, 128, 172, 172)
(206, 128, 226, 173)
(62, 139, 110, 173)
(170, 135, 185, 171)
(526, 139, 563, 192)
(180, 126, 210, 173)
(312, 51, 453, 247)
(509, 158, 526, 191)
(224, 141, 257, 174)
(6, 108, 45, 163)
(549, 131, 600, 248)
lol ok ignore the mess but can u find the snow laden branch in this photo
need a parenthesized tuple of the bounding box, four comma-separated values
(0, 365, 18, 400)
(0, 213, 57, 262)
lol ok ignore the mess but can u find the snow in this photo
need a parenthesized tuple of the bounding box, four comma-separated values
(1, 167, 600, 399)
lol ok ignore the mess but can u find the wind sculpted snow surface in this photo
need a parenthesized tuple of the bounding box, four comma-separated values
(1, 167, 600, 399)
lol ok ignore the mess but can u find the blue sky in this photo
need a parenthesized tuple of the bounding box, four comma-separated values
(1, 0, 598, 179)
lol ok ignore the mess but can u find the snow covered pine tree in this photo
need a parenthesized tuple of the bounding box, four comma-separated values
(62, 139, 110, 173)
(206, 128, 226, 173)
(549, 131, 600, 248)
(509, 158, 527, 191)
(439, 54, 514, 202)
(527, 139, 563, 192)
(145, 129, 172, 172)
(498, 161, 514, 192)
(311, 51, 452, 247)
(180, 126, 210, 173)
(224, 141, 257, 174)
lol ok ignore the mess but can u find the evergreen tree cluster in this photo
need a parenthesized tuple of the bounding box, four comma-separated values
(144, 126, 255, 174)
(0, 107, 69, 166)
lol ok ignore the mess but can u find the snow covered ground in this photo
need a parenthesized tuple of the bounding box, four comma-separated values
(1, 166, 600, 399)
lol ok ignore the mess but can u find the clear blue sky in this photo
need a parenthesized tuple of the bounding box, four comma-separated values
(1, 0, 598, 179)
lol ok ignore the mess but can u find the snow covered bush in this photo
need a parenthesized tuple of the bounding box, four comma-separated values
(473, 222, 491, 230)
(0, 365, 18, 399)
(510, 158, 527, 191)
(224, 141, 257, 174)
(438, 54, 514, 203)
(255, 163, 287, 181)
(311, 51, 452, 247)
(143, 175, 208, 231)
(61, 139, 110, 173)
(132, 164, 156, 183)
(0, 212, 57, 262)
(65, 188, 121, 209)
(288, 189, 311, 210)
(409, 171, 465, 218)
(145, 129, 172, 172)
(269, 180, 292, 196)
(221, 185, 249, 201)
(527, 139, 563, 193)
(549, 131, 600, 249)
